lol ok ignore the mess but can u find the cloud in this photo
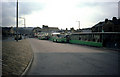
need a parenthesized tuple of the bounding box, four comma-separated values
(19, 2, 45, 16)
(118, 1, 120, 18)
(76, 2, 118, 26)
(2, 2, 16, 27)
(1, 1, 45, 27)
(0, 1, 2, 26)
(77, 2, 117, 9)
(1, 0, 119, 29)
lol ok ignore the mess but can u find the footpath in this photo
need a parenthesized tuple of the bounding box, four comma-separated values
(2, 38, 33, 76)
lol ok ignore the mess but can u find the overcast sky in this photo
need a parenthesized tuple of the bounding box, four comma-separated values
(1, 0, 120, 29)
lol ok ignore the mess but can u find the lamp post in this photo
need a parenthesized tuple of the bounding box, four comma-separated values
(76, 21, 80, 30)
(16, 0, 18, 42)
(19, 17, 26, 28)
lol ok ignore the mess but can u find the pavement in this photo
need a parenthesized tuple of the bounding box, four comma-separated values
(27, 38, 120, 75)
(2, 38, 33, 75)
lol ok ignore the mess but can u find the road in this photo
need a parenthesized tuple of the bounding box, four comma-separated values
(27, 38, 120, 75)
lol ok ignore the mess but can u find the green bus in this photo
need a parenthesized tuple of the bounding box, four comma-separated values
(38, 32, 49, 40)
(50, 32, 68, 43)
(69, 32, 120, 48)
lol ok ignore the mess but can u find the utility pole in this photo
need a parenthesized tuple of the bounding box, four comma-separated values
(16, 0, 18, 42)
(24, 18, 26, 28)
(77, 21, 80, 30)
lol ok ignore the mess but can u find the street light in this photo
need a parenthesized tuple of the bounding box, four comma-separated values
(16, 0, 18, 42)
(76, 21, 80, 30)
(19, 17, 26, 28)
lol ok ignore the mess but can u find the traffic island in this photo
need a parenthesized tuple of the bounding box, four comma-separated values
(2, 39, 33, 76)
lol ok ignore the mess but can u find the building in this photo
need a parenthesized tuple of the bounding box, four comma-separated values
(103, 17, 120, 32)
(81, 28, 92, 32)
(32, 25, 59, 37)
(92, 22, 104, 32)
(13, 27, 34, 35)
(70, 27, 75, 33)
(2, 27, 15, 36)
(32, 27, 41, 33)
(92, 17, 120, 32)
(32, 27, 41, 37)
(41, 25, 59, 32)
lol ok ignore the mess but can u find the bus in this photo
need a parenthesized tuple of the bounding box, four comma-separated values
(38, 32, 49, 40)
(69, 32, 120, 48)
(50, 32, 68, 43)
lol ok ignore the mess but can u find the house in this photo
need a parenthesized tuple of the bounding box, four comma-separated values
(81, 28, 92, 32)
(92, 17, 120, 32)
(32, 27, 41, 37)
(92, 22, 104, 32)
(32, 25, 59, 37)
(41, 25, 59, 32)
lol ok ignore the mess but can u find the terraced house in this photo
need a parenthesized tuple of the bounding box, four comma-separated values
(92, 17, 120, 32)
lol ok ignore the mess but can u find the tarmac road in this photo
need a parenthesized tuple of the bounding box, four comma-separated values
(27, 38, 120, 75)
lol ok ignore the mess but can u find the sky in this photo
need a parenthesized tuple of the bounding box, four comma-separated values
(1, 0, 120, 30)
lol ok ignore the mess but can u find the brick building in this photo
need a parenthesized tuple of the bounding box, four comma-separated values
(92, 17, 120, 32)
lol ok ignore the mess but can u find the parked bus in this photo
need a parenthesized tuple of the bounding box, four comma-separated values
(50, 32, 68, 43)
(69, 32, 120, 48)
(38, 32, 49, 40)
